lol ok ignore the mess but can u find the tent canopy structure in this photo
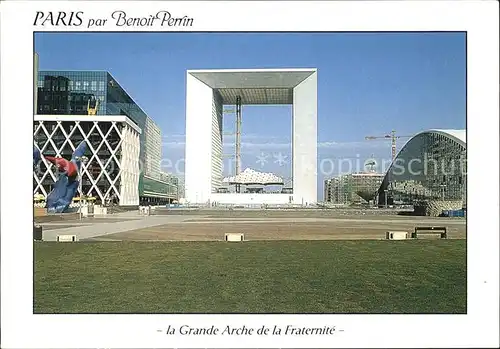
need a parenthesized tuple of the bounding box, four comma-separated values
(223, 168, 284, 186)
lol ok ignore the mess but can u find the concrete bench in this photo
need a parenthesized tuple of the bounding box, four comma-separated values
(412, 226, 447, 239)
(33, 225, 43, 241)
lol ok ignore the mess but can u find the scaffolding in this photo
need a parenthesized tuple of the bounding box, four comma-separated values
(325, 173, 385, 205)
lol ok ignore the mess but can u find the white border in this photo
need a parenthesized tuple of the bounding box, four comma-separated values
(1, 1, 499, 348)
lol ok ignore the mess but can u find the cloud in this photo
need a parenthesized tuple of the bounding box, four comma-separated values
(163, 140, 390, 152)
(227, 142, 291, 150)
(224, 133, 283, 141)
(162, 134, 185, 140)
(161, 142, 186, 149)
(318, 141, 391, 149)
(159, 134, 397, 199)
(161, 134, 395, 159)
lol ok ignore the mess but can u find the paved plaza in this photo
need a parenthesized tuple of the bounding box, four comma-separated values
(36, 209, 467, 242)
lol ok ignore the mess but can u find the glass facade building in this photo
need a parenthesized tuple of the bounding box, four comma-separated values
(36, 70, 178, 205)
(38, 71, 108, 115)
(377, 129, 466, 207)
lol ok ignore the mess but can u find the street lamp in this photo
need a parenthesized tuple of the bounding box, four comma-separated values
(75, 156, 88, 220)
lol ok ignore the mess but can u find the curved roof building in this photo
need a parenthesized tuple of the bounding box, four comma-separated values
(378, 129, 466, 206)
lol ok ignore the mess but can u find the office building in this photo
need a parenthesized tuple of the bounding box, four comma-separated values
(34, 70, 178, 205)
(34, 114, 141, 205)
(34, 53, 39, 114)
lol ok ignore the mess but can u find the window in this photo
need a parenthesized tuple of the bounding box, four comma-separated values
(83, 81, 89, 91)
(91, 81, 97, 91)
(75, 81, 81, 90)
(68, 81, 73, 91)
(99, 81, 105, 91)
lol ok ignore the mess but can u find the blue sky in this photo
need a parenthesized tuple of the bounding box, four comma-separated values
(35, 32, 466, 197)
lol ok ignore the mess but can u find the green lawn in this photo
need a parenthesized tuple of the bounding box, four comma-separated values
(34, 240, 466, 313)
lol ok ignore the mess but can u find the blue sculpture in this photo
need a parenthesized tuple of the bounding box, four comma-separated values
(33, 146, 41, 168)
(38, 141, 88, 213)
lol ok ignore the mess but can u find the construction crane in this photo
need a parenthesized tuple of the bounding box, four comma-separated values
(365, 130, 412, 162)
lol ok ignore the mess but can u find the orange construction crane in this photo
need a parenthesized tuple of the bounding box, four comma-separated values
(365, 130, 412, 162)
